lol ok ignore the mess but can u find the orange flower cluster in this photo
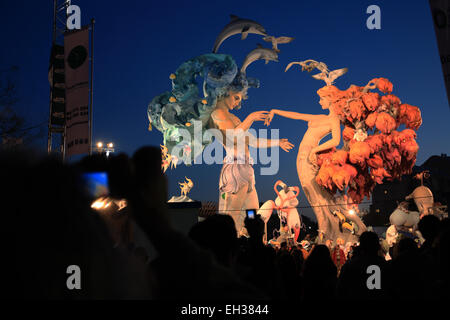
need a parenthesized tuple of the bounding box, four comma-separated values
(375, 112, 397, 134)
(398, 104, 422, 130)
(314, 78, 422, 204)
(375, 78, 394, 94)
(362, 92, 380, 111)
(349, 141, 371, 165)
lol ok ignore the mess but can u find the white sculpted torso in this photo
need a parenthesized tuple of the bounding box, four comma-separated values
(211, 111, 252, 162)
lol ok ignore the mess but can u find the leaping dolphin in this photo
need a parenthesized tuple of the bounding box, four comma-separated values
(240, 44, 279, 74)
(212, 15, 268, 53)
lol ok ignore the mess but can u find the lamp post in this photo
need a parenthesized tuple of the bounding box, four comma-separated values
(94, 141, 115, 157)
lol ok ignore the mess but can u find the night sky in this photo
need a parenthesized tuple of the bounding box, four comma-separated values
(1, 0, 449, 219)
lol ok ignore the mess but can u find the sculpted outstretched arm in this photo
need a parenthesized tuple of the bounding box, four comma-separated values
(269, 109, 320, 122)
(235, 111, 268, 131)
(212, 109, 273, 149)
(246, 134, 293, 151)
(246, 133, 278, 148)
(211, 109, 267, 132)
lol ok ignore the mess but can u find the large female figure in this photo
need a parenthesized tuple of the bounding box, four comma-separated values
(148, 53, 293, 236)
(265, 85, 367, 243)
(210, 89, 293, 236)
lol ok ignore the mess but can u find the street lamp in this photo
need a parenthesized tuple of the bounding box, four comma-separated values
(94, 141, 115, 157)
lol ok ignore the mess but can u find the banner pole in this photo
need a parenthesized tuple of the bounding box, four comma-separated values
(47, 0, 57, 154)
(89, 18, 95, 155)
(61, 1, 69, 161)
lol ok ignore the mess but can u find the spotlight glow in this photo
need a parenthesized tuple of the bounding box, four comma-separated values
(91, 197, 111, 210)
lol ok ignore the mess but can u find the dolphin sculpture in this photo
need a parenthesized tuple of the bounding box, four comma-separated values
(240, 44, 279, 74)
(212, 15, 268, 53)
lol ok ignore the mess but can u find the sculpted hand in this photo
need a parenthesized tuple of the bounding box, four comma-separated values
(249, 111, 269, 122)
(280, 139, 294, 152)
(264, 110, 275, 126)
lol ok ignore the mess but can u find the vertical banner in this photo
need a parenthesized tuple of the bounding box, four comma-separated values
(49, 45, 66, 126)
(64, 26, 90, 157)
(429, 0, 450, 106)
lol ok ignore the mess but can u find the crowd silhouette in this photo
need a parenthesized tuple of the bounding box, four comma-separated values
(3, 146, 449, 301)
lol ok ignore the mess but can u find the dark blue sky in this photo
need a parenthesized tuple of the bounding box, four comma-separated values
(1, 0, 449, 213)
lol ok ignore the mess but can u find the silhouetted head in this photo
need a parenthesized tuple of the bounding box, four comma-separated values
(188, 214, 237, 267)
(358, 231, 380, 256)
(244, 214, 265, 241)
(396, 237, 418, 256)
(305, 244, 334, 269)
(418, 215, 440, 242)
